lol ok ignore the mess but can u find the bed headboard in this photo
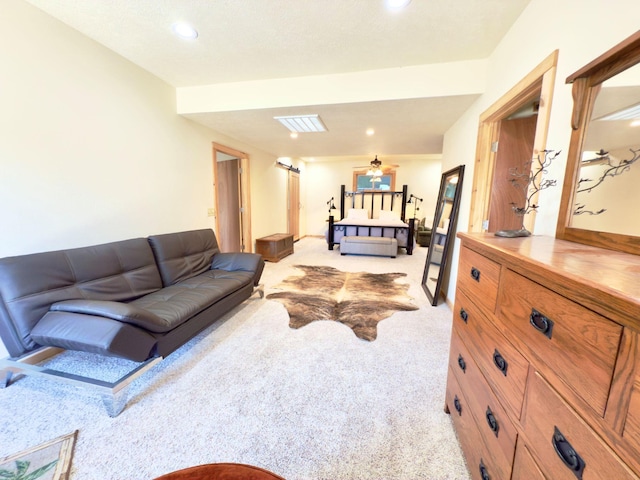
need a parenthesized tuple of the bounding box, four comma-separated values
(339, 185, 408, 221)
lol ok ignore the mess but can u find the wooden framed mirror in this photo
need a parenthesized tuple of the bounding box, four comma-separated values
(422, 165, 465, 306)
(557, 30, 640, 255)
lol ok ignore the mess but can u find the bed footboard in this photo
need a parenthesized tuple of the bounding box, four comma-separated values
(328, 218, 415, 255)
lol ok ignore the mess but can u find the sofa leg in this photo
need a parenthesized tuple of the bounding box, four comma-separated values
(253, 284, 265, 299)
(102, 389, 129, 418)
(0, 368, 14, 388)
(0, 349, 162, 416)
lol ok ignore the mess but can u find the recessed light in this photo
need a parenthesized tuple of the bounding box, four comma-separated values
(631, 120, 640, 127)
(386, 0, 411, 10)
(290, 132, 299, 139)
(366, 128, 375, 136)
(172, 22, 198, 40)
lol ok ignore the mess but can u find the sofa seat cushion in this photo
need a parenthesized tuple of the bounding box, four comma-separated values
(130, 271, 254, 332)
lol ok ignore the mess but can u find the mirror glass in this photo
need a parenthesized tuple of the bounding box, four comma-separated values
(422, 165, 465, 306)
(570, 62, 640, 236)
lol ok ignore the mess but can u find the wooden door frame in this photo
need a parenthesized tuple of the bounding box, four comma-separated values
(469, 50, 558, 233)
(212, 142, 253, 252)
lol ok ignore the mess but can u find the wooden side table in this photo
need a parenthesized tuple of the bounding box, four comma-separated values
(154, 462, 285, 479)
(255, 233, 294, 262)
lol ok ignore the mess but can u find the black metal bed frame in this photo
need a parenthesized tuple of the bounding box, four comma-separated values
(327, 184, 415, 255)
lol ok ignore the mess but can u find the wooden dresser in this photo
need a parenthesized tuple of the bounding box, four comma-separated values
(446, 233, 640, 480)
(255, 233, 294, 262)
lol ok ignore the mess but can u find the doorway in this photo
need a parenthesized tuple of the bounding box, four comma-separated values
(288, 170, 300, 241)
(212, 143, 252, 252)
(469, 51, 558, 233)
(488, 114, 538, 231)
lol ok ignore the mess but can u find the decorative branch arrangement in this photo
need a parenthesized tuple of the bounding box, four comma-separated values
(574, 147, 640, 215)
(509, 149, 559, 217)
(495, 149, 559, 238)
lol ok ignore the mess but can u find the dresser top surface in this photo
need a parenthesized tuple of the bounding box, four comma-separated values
(458, 233, 640, 326)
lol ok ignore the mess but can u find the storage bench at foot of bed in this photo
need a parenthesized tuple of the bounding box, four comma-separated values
(340, 236, 398, 258)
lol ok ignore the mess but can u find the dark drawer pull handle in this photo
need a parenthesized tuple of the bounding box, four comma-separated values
(486, 407, 499, 437)
(479, 460, 490, 480)
(492, 349, 508, 376)
(453, 395, 462, 416)
(471, 267, 481, 282)
(530, 308, 554, 339)
(552, 426, 585, 479)
(458, 354, 466, 373)
(459, 308, 469, 323)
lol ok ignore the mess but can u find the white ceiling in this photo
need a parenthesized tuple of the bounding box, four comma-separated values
(25, 0, 532, 160)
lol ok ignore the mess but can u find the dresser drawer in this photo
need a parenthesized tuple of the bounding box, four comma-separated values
(522, 370, 638, 480)
(457, 246, 501, 315)
(511, 438, 545, 480)
(446, 369, 501, 480)
(622, 362, 640, 467)
(454, 290, 529, 418)
(497, 269, 622, 416)
(448, 332, 517, 480)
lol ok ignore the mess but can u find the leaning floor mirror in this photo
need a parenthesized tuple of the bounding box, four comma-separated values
(422, 165, 465, 306)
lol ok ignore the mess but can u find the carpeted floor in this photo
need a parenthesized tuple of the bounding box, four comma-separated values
(0, 237, 470, 480)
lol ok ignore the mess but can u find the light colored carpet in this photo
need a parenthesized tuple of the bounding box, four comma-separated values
(0, 238, 470, 480)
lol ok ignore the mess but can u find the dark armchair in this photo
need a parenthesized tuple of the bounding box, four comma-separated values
(416, 217, 432, 247)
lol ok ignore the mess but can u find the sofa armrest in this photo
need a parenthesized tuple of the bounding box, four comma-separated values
(211, 252, 265, 286)
(211, 252, 262, 272)
(50, 299, 171, 333)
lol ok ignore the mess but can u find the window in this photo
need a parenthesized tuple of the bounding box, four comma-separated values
(353, 171, 396, 191)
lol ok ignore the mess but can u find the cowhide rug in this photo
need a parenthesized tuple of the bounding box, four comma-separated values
(266, 265, 418, 341)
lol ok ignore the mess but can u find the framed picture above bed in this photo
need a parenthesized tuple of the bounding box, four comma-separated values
(353, 171, 396, 191)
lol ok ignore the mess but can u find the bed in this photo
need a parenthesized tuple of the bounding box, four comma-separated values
(327, 185, 416, 255)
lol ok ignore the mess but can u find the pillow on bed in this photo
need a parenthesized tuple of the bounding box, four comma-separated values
(378, 210, 401, 222)
(347, 208, 369, 220)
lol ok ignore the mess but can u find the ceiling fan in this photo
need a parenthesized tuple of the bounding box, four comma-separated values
(354, 155, 399, 175)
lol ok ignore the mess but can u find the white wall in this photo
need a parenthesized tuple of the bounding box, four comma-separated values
(440, 0, 640, 302)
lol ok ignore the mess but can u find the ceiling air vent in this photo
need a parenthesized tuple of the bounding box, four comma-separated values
(274, 114, 327, 133)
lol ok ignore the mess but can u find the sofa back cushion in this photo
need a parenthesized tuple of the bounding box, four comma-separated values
(147, 229, 220, 287)
(0, 238, 162, 357)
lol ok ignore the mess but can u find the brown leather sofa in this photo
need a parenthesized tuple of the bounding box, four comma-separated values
(0, 229, 264, 415)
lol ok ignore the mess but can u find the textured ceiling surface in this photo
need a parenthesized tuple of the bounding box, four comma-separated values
(24, 0, 532, 159)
